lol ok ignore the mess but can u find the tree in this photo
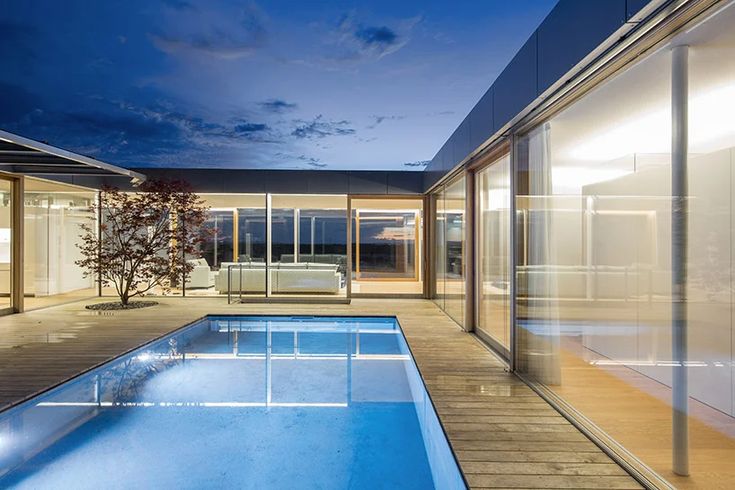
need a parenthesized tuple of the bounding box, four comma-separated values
(76, 180, 208, 306)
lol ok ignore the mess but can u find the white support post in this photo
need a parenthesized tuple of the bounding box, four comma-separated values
(293, 208, 300, 263)
(671, 43, 689, 477)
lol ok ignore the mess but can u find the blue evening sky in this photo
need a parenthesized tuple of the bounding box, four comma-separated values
(0, 0, 557, 170)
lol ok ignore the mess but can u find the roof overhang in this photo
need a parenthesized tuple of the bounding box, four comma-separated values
(0, 130, 146, 183)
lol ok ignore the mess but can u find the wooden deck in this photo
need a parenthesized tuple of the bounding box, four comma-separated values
(0, 297, 641, 489)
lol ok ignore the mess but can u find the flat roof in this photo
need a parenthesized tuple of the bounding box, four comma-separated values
(0, 129, 145, 182)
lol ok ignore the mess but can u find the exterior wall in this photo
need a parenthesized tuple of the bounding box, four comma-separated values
(91, 169, 424, 196)
(423, 0, 661, 191)
(425, 1, 735, 487)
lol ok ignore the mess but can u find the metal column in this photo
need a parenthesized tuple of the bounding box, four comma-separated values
(266, 194, 272, 298)
(464, 170, 475, 332)
(509, 135, 518, 373)
(671, 44, 689, 477)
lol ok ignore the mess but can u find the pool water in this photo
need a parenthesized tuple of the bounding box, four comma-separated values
(0, 316, 465, 489)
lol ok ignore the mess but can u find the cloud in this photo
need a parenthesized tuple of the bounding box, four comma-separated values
(366, 114, 405, 129)
(233, 121, 269, 135)
(297, 155, 327, 168)
(152, 2, 267, 60)
(403, 160, 429, 168)
(291, 115, 355, 139)
(355, 26, 398, 50)
(273, 153, 328, 169)
(327, 13, 420, 64)
(2, 91, 286, 167)
(259, 99, 297, 113)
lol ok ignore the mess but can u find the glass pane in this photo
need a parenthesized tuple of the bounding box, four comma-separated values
(351, 198, 423, 296)
(237, 208, 266, 263)
(270, 195, 347, 298)
(444, 175, 465, 327)
(23, 178, 96, 310)
(356, 213, 416, 279)
(189, 194, 266, 297)
(515, 4, 735, 485)
(270, 207, 295, 264)
(201, 210, 234, 268)
(0, 179, 11, 309)
(477, 155, 511, 352)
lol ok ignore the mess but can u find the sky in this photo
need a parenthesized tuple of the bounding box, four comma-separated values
(0, 0, 557, 170)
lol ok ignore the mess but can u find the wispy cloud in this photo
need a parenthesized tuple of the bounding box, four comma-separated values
(152, 2, 267, 60)
(259, 99, 298, 113)
(297, 154, 327, 168)
(367, 114, 405, 129)
(403, 160, 429, 168)
(291, 115, 355, 139)
(273, 153, 328, 169)
(317, 13, 421, 66)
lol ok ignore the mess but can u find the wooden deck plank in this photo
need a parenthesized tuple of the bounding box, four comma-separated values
(0, 297, 641, 489)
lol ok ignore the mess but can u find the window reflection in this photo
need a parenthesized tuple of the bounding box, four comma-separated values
(432, 176, 465, 327)
(477, 155, 511, 353)
(515, 3, 735, 485)
(351, 198, 423, 296)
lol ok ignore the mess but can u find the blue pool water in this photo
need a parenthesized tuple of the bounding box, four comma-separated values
(0, 316, 465, 489)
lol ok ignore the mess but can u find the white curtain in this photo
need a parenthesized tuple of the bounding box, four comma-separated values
(525, 122, 562, 385)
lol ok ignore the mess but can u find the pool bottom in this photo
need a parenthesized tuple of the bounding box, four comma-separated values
(5, 403, 433, 489)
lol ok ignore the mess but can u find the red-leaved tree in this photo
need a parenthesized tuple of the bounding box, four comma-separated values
(76, 180, 208, 306)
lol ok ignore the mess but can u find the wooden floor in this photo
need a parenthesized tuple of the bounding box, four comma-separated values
(0, 297, 640, 489)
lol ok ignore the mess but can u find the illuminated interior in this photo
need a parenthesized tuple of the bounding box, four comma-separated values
(351, 198, 423, 296)
(514, 2, 735, 487)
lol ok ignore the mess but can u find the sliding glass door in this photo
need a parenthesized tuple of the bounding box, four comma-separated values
(0, 178, 13, 311)
(476, 155, 512, 355)
(268, 195, 348, 299)
(201, 210, 234, 268)
(431, 174, 466, 328)
(194, 194, 347, 301)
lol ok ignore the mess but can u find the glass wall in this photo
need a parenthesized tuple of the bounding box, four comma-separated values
(237, 207, 266, 263)
(23, 178, 96, 310)
(200, 210, 234, 268)
(0, 179, 12, 310)
(191, 194, 266, 296)
(432, 174, 466, 327)
(476, 155, 511, 354)
(269, 195, 347, 298)
(515, 3, 735, 486)
(432, 191, 446, 311)
(189, 194, 347, 299)
(351, 198, 423, 296)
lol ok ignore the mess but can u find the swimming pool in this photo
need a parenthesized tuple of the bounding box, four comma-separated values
(0, 316, 466, 489)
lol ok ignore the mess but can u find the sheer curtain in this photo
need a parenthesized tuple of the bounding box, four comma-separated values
(525, 122, 562, 385)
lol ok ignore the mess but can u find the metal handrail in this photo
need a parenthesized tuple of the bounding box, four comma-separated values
(227, 263, 245, 304)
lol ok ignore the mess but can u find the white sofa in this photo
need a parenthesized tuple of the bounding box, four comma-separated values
(215, 262, 341, 294)
(186, 258, 216, 289)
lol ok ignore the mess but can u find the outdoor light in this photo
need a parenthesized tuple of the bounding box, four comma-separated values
(136, 352, 153, 363)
